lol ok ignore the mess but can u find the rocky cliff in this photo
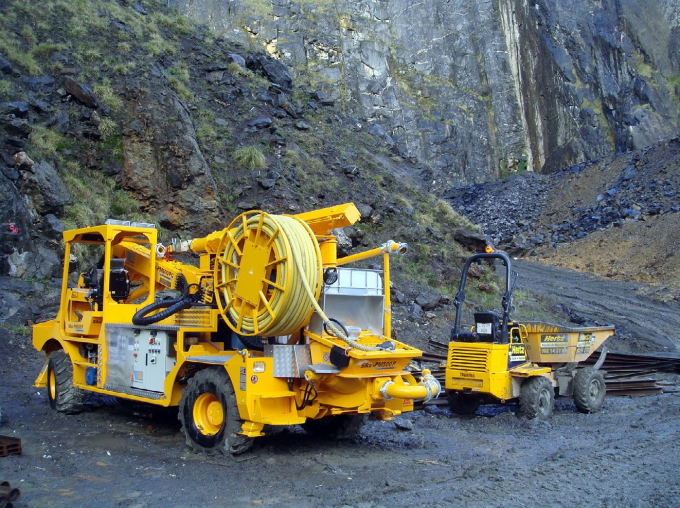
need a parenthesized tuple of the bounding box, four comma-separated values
(0, 0, 480, 319)
(170, 0, 680, 186)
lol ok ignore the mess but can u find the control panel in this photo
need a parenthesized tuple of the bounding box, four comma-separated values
(130, 330, 175, 392)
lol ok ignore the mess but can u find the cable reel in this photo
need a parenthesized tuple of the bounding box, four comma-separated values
(214, 211, 323, 337)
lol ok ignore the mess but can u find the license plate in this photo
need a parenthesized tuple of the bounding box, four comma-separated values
(477, 323, 492, 335)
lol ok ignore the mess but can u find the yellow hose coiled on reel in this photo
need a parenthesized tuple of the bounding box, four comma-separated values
(215, 210, 386, 353)
(214, 211, 322, 337)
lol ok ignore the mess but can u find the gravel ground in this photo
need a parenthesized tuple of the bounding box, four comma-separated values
(1, 349, 679, 508)
(1, 259, 680, 508)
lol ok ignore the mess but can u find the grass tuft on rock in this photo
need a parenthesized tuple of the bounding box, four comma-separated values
(233, 146, 267, 170)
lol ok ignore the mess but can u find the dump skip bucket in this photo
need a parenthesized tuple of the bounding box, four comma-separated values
(521, 322, 614, 364)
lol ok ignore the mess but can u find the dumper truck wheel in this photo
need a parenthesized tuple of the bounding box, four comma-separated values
(178, 368, 253, 455)
(573, 367, 606, 414)
(303, 414, 368, 439)
(519, 376, 554, 420)
(447, 392, 481, 415)
(47, 350, 85, 414)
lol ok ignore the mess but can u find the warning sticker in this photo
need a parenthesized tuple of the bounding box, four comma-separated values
(576, 333, 595, 354)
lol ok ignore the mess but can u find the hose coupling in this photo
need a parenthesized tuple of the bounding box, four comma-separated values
(379, 380, 395, 401)
(155, 243, 167, 258)
(419, 369, 441, 403)
(381, 240, 408, 255)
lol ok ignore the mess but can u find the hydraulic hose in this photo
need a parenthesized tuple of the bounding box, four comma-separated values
(132, 276, 194, 326)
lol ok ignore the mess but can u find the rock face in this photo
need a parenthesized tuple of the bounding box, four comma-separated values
(170, 0, 679, 186)
(121, 85, 225, 234)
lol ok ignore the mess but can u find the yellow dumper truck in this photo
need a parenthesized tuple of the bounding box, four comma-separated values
(445, 252, 614, 419)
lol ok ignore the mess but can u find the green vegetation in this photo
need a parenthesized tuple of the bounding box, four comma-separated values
(0, 0, 191, 80)
(61, 161, 140, 229)
(0, 31, 41, 75)
(170, 62, 190, 83)
(168, 76, 194, 102)
(0, 323, 30, 336)
(151, 10, 193, 34)
(98, 118, 118, 141)
(27, 126, 70, 158)
(667, 75, 680, 112)
(499, 157, 528, 180)
(227, 63, 270, 88)
(415, 198, 478, 231)
(147, 33, 177, 57)
(636, 55, 654, 79)
(93, 80, 124, 111)
(0, 79, 12, 99)
(233, 146, 267, 170)
(113, 62, 136, 75)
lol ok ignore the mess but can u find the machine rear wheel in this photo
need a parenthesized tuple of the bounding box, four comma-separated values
(178, 368, 252, 455)
(573, 367, 606, 413)
(303, 414, 368, 439)
(447, 392, 481, 415)
(519, 376, 554, 420)
(47, 350, 84, 414)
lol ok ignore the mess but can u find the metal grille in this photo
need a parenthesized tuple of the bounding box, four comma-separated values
(173, 308, 213, 327)
(449, 348, 489, 372)
(103, 384, 164, 399)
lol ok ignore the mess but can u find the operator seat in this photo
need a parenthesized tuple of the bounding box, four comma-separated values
(474, 312, 502, 343)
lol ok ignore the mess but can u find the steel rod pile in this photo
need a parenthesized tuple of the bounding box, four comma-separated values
(581, 351, 680, 396)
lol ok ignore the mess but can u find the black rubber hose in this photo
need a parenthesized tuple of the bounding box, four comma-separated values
(238, 334, 265, 351)
(324, 318, 348, 338)
(132, 276, 192, 326)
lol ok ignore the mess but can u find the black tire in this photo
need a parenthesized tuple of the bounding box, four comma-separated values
(178, 368, 252, 455)
(519, 376, 554, 420)
(47, 350, 85, 414)
(573, 367, 606, 414)
(447, 392, 481, 415)
(303, 414, 368, 439)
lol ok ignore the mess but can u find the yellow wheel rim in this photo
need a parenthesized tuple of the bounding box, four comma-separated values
(193, 393, 224, 436)
(49, 368, 56, 401)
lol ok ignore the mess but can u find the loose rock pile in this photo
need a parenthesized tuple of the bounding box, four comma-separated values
(445, 137, 680, 255)
(444, 171, 551, 250)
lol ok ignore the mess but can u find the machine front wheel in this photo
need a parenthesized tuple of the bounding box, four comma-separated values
(47, 350, 84, 414)
(519, 376, 554, 420)
(447, 392, 481, 415)
(573, 367, 606, 413)
(303, 414, 368, 439)
(178, 368, 252, 455)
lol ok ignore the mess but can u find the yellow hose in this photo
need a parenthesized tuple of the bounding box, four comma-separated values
(287, 232, 384, 352)
(214, 210, 384, 351)
(214, 211, 321, 337)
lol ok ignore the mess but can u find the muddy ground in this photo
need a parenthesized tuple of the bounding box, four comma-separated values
(1, 259, 680, 508)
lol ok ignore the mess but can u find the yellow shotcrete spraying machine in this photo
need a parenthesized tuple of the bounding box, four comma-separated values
(33, 203, 440, 454)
